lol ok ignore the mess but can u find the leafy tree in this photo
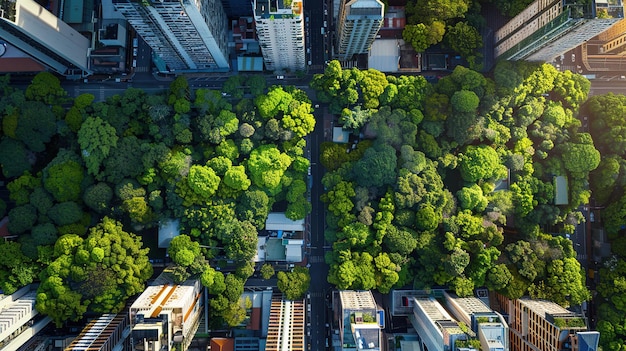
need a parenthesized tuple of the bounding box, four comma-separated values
(101, 136, 145, 183)
(176, 165, 221, 206)
(450, 90, 480, 113)
(406, 0, 470, 23)
(7, 204, 37, 234)
(14, 101, 57, 152)
(223, 220, 258, 262)
(48, 202, 84, 226)
(36, 218, 152, 326)
(402, 22, 445, 52)
(246, 144, 292, 195)
(43, 160, 84, 202)
(561, 139, 601, 175)
(456, 184, 488, 212)
(25, 72, 67, 105)
(0, 137, 32, 178)
(0, 241, 38, 294)
(78, 117, 119, 176)
(83, 182, 113, 213)
(445, 22, 483, 60)
(277, 266, 311, 300)
(7, 172, 41, 206)
(236, 190, 271, 230)
(459, 145, 504, 182)
(260, 263, 275, 279)
(352, 143, 397, 188)
(223, 274, 244, 302)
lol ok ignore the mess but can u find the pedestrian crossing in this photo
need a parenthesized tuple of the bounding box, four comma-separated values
(309, 291, 324, 298)
(135, 66, 150, 73)
(309, 255, 325, 263)
(578, 254, 587, 260)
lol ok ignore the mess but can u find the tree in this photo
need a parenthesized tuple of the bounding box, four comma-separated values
(48, 202, 84, 227)
(101, 136, 145, 183)
(561, 139, 601, 175)
(246, 144, 292, 195)
(459, 145, 504, 182)
(14, 101, 57, 152)
(83, 182, 113, 213)
(176, 165, 221, 206)
(0, 241, 38, 294)
(78, 117, 119, 176)
(402, 22, 445, 52)
(450, 90, 480, 113)
(236, 190, 271, 230)
(25, 72, 67, 105)
(36, 218, 152, 326)
(445, 22, 483, 59)
(260, 263, 275, 279)
(44, 160, 84, 202)
(7, 204, 37, 235)
(277, 266, 311, 300)
(0, 137, 32, 178)
(352, 143, 397, 188)
(406, 0, 470, 23)
(456, 184, 488, 212)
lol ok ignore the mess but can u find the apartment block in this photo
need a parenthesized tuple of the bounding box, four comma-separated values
(0, 0, 91, 78)
(253, 0, 305, 72)
(410, 296, 468, 351)
(335, 0, 384, 61)
(494, 0, 624, 61)
(129, 269, 204, 351)
(442, 291, 508, 351)
(338, 290, 384, 351)
(266, 294, 305, 351)
(495, 294, 599, 351)
(0, 285, 51, 351)
(113, 0, 230, 72)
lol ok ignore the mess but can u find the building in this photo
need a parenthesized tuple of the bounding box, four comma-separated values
(64, 313, 130, 351)
(410, 296, 468, 351)
(253, 0, 305, 72)
(0, 285, 52, 351)
(113, 0, 230, 72)
(0, 0, 91, 78)
(129, 268, 204, 351)
(335, 0, 384, 61)
(495, 294, 599, 351)
(265, 294, 306, 351)
(337, 290, 383, 351)
(255, 213, 305, 263)
(442, 291, 508, 351)
(494, 0, 624, 62)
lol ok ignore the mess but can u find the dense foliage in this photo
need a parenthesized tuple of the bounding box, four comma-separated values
(313, 61, 593, 305)
(0, 73, 313, 329)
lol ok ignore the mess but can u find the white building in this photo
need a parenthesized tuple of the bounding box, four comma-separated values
(253, 0, 305, 72)
(129, 268, 204, 351)
(336, 0, 384, 61)
(0, 285, 52, 351)
(338, 291, 384, 351)
(113, 0, 230, 72)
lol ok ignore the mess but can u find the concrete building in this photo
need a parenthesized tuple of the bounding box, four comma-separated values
(129, 268, 205, 351)
(410, 296, 468, 351)
(495, 294, 599, 351)
(0, 0, 91, 78)
(442, 291, 508, 351)
(335, 0, 384, 61)
(64, 313, 130, 351)
(0, 285, 52, 351)
(494, 0, 624, 62)
(338, 290, 383, 351)
(253, 0, 305, 72)
(266, 294, 306, 351)
(113, 0, 230, 72)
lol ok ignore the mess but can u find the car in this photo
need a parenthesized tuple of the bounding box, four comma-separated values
(324, 20, 327, 27)
(133, 48, 138, 56)
(324, 9, 328, 15)
(308, 60, 312, 66)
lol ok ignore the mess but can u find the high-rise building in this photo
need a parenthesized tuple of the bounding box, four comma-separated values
(335, 0, 384, 61)
(253, 0, 305, 72)
(495, 294, 599, 351)
(266, 294, 306, 351)
(113, 0, 230, 72)
(0, 0, 91, 78)
(494, 0, 624, 62)
(64, 313, 130, 351)
(0, 284, 52, 351)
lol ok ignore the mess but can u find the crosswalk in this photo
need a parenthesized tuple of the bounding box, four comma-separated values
(309, 291, 324, 298)
(135, 66, 150, 73)
(309, 255, 325, 263)
(578, 254, 587, 260)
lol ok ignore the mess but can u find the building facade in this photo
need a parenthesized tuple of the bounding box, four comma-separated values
(266, 294, 306, 351)
(113, 0, 229, 72)
(335, 0, 384, 61)
(253, 0, 305, 72)
(0, 285, 51, 351)
(64, 313, 130, 351)
(494, 0, 624, 61)
(495, 294, 599, 351)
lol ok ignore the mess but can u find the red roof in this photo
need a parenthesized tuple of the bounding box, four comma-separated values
(0, 58, 45, 73)
(247, 307, 261, 330)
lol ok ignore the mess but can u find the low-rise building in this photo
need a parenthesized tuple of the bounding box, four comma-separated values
(338, 290, 383, 351)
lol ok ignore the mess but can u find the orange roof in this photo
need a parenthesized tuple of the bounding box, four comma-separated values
(210, 338, 234, 351)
